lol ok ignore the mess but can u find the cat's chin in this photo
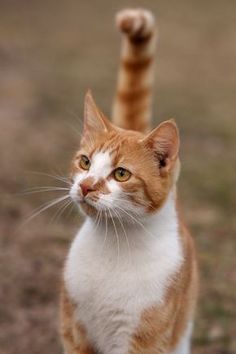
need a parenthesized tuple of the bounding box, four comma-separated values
(79, 201, 98, 217)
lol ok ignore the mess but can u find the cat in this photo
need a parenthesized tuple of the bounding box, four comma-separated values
(60, 8, 198, 354)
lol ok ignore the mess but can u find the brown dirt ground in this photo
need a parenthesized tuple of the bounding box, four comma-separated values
(0, 0, 235, 353)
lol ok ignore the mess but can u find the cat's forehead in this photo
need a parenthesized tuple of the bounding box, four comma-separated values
(82, 130, 145, 165)
(89, 150, 112, 179)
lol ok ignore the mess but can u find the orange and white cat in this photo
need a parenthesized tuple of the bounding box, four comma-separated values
(60, 8, 198, 354)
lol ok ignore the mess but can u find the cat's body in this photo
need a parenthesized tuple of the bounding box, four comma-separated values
(63, 193, 197, 354)
(60, 8, 198, 354)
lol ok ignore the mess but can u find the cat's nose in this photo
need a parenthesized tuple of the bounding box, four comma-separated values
(80, 183, 95, 197)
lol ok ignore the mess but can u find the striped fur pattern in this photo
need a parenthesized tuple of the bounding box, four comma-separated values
(60, 8, 198, 354)
(112, 9, 157, 133)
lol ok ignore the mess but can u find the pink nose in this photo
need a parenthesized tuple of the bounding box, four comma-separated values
(80, 183, 95, 197)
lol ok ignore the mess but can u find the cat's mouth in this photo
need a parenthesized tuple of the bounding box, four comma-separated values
(79, 198, 100, 216)
(74, 195, 97, 207)
(70, 191, 100, 216)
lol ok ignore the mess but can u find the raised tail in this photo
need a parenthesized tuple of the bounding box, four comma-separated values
(112, 9, 157, 133)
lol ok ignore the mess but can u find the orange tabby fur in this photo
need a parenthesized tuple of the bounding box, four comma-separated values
(129, 223, 198, 354)
(60, 8, 198, 354)
(112, 9, 157, 133)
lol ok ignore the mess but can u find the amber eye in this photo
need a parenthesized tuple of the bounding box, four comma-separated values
(79, 155, 91, 170)
(113, 167, 131, 182)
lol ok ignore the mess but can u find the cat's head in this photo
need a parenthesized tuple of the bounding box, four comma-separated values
(69, 92, 180, 219)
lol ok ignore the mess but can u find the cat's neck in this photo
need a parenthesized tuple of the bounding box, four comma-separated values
(72, 188, 182, 268)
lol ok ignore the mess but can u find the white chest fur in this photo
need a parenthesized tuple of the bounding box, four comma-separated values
(64, 194, 183, 354)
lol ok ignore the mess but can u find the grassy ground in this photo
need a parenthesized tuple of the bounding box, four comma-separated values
(0, 0, 235, 353)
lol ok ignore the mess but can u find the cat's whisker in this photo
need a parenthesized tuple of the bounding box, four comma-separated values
(111, 196, 152, 210)
(108, 208, 120, 268)
(114, 205, 156, 240)
(112, 202, 143, 221)
(112, 208, 132, 267)
(65, 111, 95, 148)
(67, 122, 83, 139)
(103, 195, 145, 208)
(93, 209, 100, 228)
(27, 171, 71, 185)
(98, 198, 135, 220)
(65, 202, 76, 221)
(51, 173, 71, 185)
(129, 197, 153, 208)
(93, 209, 102, 235)
(52, 167, 73, 182)
(67, 111, 97, 148)
(20, 186, 70, 195)
(99, 200, 132, 264)
(22, 186, 70, 191)
(50, 199, 73, 224)
(66, 109, 84, 126)
(97, 209, 108, 256)
(124, 203, 151, 217)
(21, 194, 70, 227)
(101, 210, 108, 253)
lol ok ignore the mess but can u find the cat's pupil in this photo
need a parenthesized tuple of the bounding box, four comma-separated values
(159, 158, 166, 168)
(83, 157, 89, 164)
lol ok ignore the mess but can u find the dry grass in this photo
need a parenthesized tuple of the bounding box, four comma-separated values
(0, 1, 235, 353)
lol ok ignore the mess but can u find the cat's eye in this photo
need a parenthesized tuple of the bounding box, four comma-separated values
(79, 155, 91, 170)
(113, 167, 131, 182)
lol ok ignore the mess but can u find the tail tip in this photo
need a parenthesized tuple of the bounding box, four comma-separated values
(116, 8, 156, 39)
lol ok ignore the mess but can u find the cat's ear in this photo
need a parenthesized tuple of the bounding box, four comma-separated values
(142, 119, 179, 176)
(83, 90, 112, 135)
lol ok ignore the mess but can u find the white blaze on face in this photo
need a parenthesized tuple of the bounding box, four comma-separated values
(89, 151, 112, 181)
(70, 151, 113, 202)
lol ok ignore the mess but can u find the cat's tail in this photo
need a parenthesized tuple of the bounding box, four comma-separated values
(112, 9, 157, 133)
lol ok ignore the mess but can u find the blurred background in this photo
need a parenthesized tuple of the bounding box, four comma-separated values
(0, 0, 235, 353)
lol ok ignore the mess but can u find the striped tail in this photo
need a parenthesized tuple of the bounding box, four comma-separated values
(112, 9, 157, 133)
